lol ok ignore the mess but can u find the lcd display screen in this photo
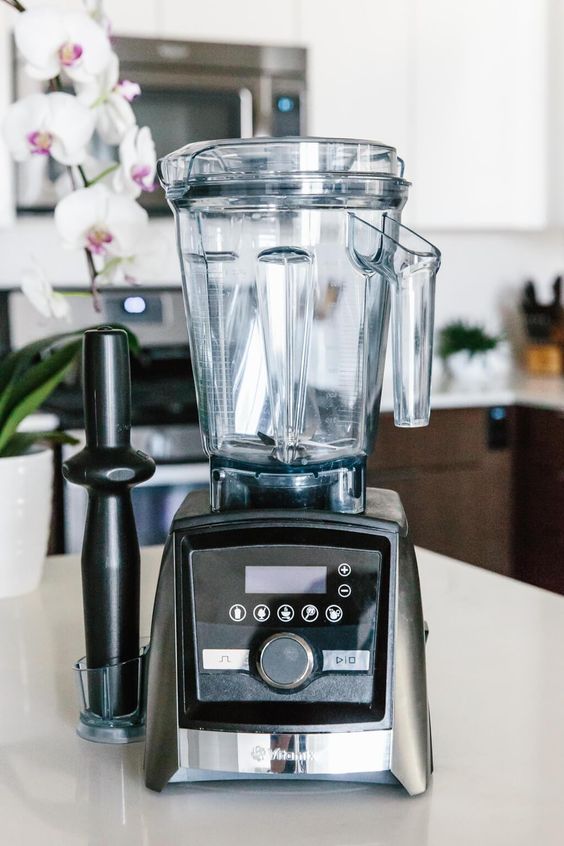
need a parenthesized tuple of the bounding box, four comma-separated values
(245, 566, 327, 594)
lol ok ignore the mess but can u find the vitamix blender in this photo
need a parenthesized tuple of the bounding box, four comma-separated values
(145, 138, 440, 794)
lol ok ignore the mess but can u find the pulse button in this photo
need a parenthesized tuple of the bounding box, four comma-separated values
(257, 633, 314, 690)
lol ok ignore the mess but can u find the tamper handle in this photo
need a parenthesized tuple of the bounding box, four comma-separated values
(63, 328, 155, 717)
(83, 328, 131, 449)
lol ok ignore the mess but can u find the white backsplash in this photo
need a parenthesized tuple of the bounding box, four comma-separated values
(2, 218, 564, 346)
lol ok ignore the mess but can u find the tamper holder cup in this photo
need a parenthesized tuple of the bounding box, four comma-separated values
(63, 328, 155, 743)
(74, 643, 149, 743)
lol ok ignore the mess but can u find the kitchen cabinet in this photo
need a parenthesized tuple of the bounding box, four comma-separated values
(367, 407, 514, 576)
(158, 0, 301, 46)
(299, 0, 409, 154)
(108, 0, 159, 36)
(0, 0, 554, 232)
(299, 0, 548, 230)
(408, 0, 548, 229)
(513, 406, 564, 594)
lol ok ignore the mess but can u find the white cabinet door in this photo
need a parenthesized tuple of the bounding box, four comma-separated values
(0, 6, 15, 229)
(299, 0, 410, 155)
(159, 0, 301, 45)
(409, 0, 548, 229)
(107, 0, 158, 36)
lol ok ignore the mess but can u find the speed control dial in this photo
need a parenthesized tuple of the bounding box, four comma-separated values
(257, 633, 314, 690)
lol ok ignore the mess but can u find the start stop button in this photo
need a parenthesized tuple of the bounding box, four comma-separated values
(257, 633, 314, 689)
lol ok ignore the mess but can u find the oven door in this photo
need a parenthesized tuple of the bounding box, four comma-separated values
(119, 461, 209, 547)
(62, 438, 209, 553)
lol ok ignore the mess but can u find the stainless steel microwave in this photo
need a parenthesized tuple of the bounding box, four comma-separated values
(13, 37, 307, 215)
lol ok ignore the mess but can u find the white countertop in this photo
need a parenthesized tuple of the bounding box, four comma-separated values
(2, 546, 564, 845)
(379, 373, 564, 413)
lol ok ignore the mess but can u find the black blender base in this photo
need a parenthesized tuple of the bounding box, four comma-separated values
(144, 488, 431, 795)
(210, 455, 366, 513)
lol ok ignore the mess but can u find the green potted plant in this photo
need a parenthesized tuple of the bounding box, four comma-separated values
(0, 327, 137, 597)
(438, 321, 510, 388)
(0, 332, 84, 597)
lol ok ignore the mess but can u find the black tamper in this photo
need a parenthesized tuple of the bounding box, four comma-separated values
(64, 327, 155, 742)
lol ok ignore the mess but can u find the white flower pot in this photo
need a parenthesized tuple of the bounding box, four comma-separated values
(0, 449, 53, 598)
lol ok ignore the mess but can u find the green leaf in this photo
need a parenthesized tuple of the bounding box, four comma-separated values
(0, 430, 80, 458)
(0, 325, 140, 455)
(0, 324, 139, 397)
(0, 330, 83, 408)
(0, 340, 82, 455)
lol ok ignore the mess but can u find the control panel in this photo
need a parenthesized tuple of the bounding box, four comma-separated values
(188, 545, 381, 697)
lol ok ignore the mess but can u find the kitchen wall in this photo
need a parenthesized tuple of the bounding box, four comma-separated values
(430, 230, 564, 344)
(2, 218, 563, 348)
(1, 0, 564, 344)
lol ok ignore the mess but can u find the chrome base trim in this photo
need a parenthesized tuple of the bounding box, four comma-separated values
(177, 728, 392, 778)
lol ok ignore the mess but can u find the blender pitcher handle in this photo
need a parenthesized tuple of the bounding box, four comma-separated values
(347, 214, 441, 427)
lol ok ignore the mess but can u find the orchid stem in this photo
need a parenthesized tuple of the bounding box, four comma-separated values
(77, 164, 91, 187)
(88, 163, 119, 186)
(3, 1, 26, 12)
(84, 249, 101, 312)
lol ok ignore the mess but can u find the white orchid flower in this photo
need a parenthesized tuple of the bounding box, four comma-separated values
(2, 92, 95, 165)
(116, 80, 141, 102)
(97, 230, 166, 285)
(76, 54, 138, 145)
(55, 184, 148, 263)
(14, 7, 111, 83)
(83, 0, 112, 36)
(113, 126, 156, 197)
(21, 263, 71, 321)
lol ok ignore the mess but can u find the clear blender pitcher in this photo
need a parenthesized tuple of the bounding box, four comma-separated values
(158, 138, 440, 513)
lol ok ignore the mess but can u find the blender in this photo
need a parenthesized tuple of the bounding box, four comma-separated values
(145, 138, 440, 794)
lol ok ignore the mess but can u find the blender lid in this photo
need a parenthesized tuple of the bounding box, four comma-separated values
(158, 137, 409, 195)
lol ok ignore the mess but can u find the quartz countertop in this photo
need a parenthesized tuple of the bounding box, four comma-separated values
(1, 546, 564, 845)
(379, 373, 564, 413)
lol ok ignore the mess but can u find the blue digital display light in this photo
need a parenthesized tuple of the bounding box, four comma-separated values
(277, 96, 295, 113)
(123, 295, 147, 315)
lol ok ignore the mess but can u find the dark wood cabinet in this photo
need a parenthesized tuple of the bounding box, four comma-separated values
(513, 407, 564, 594)
(367, 407, 514, 576)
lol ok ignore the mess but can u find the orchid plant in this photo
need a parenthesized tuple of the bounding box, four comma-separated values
(1, 0, 158, 312)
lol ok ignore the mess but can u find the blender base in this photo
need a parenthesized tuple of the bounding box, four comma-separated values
(210, 454, 366, 513)
(145, 488, 432, 796)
